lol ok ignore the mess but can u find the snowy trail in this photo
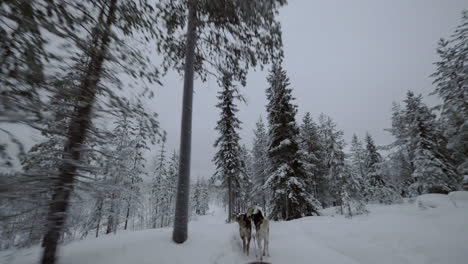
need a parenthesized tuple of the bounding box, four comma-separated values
(2, 193, 468, 264)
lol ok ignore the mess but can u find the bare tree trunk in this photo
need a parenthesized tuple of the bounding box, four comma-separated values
(40, 2, 117, 263)
(172, 0, 198, 244)
(228, 174, 232, 222)
(95, 198, 103, 238)
(106, 192, 116, 234)
(124, 204, 130, 230)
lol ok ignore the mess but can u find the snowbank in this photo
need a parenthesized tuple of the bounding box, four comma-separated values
(449, 191, 468, 208)
(414, 193, 456, 209)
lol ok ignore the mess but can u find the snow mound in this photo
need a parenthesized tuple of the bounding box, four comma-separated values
(415, 194, 455, 209)
(449, 191, 468, 208)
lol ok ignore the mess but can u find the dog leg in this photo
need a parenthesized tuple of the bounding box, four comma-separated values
(262, 237, 266, 256)
(242, 237, 246, 254)
(257, 234, 262, 260)
(246, 237, 250, 256)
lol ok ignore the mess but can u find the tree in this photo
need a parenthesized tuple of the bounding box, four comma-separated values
(150, 137, 168, 228)
(349, 134, 367, 180)
(339, 162, 368, 217)
(192, 179, 209, 215)
(431, 11, 468, 178)
(238, 144, 253, 213)
(265, 64, 320, 220)
(318, 113, 346, 207)
(410, 109, 460, 195)
(212, 72, 243, 222)
(386, 102, 414, 195)
(156, 0, 287, 243)
(364, 133, 398, 203)
(40, 3, 159, 262)
(298, 113, 326, 202)
(388, 91, 460, 196)
(251, 117, 270, 211)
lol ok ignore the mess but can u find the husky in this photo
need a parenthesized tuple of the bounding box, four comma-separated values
(234, 213, 252, 256)
(247, 207, 270, 259)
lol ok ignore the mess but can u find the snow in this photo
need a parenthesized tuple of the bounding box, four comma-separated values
(415, 193, 456, 209)
(449, 191, 468, 208)
(3, 192, 468, 264)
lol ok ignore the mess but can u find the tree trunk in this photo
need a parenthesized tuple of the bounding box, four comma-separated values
(124, 204, 130, 230)
(106, 192, 116, 234)
(40, 1, 117, 263)
(228, 174, 232, 222)
(172, 0, 198, 244)
(95, 198, 103, 238)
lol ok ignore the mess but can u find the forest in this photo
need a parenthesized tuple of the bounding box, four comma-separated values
(0, 1, 467, 264)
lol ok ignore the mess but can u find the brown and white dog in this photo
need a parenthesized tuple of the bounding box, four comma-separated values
(247, 207, 270, 259)
(234, 213, 252, 256)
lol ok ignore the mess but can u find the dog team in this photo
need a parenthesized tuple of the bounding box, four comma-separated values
(233, 206, 269, 260)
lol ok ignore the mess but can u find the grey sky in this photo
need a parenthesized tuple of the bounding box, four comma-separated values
(151, 0, 466, 180)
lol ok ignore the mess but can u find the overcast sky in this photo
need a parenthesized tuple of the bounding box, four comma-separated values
(150, 0, 467, 180)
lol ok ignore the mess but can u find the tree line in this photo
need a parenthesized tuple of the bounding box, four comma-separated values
(212, 11, 467, 221)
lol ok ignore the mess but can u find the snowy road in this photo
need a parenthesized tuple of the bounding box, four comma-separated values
(2, 193, 468, 264)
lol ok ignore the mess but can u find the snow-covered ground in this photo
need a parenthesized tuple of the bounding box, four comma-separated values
(2, 192, 468, 264)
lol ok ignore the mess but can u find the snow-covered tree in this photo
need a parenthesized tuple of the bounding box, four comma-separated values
(150, 138, 168, 228)
(212, 72, 244, 222)
(251, 117, 270, 211)
(192, 179, 209, 216)
(410, 110, 460, 195)
(431, 11, 468, 178)
(364, 133, 399, 203)
(265, 64, 320, 220)
(339, 162, 368, 217)
(238, 145, 254, 213)
(388, 91, 460, 195)
(318, 113, 346, 207)
(349, 134, 367, 180)
(298, 113, 326, 203)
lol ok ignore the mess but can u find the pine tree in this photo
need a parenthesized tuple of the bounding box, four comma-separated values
(212, 72, 243, 222)
(298, 113, 326, 203)
(192, 179, 209, 215)
(364, 133, 398, 203)
(238, 145, 253, 213)
(150, 138, 168, 229)
(388, 91, 460, 195)
(164, 152, 180, 227)
(265, 64, 320, 220)
(387, 102, 414, 194)
(410, 109, 460, 195)
(251, 117, 270, 211)
(431, 11, 468, 178)
(339, 162, 368, 217)
(318, 114, 346, 207)
(349, 134, 367, 180)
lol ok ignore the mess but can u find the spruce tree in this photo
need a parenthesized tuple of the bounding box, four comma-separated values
(350, 134, 367, 180)
(318, 113, 346, 207)
(298, 112, 327, 206)
(212, 72, 243, 222)
(364, 133, 398, 203)
(251, 117, 270, 211)
(339, 162, 368, 217)
(388, 91, 460, 195)
(431, 11, 468, 178)
(238, 145, 253, 213)
(266, 64, 320, 220)
(410, 109, 460, 195)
